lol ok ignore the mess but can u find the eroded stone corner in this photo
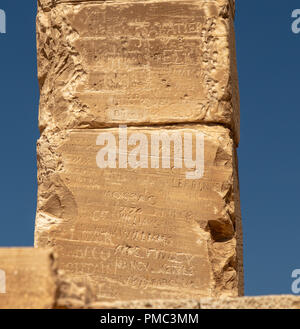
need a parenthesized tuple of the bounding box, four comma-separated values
(37, 3, 89, 134)
(205, 132, 242, 297)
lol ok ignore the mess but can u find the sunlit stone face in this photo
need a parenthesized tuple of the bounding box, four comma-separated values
(37, 0, 240, 142)
(35, 125, 242, 300)
(35, 0, 243, 301)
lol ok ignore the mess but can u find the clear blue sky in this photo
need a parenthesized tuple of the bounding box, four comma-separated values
(0, 1, 299, 296)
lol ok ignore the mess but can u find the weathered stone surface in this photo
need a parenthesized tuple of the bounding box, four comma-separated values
(55, 274, 95, 309)
(35, 0, 243, 302)
(0, 248, 57, 309)
(35, 125, 243, 301)
(85, 295, 300, 310)
(200, 295, 300, 309)
(37, 0, 240, 143)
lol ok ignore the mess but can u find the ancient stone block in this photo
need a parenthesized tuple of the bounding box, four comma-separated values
(35, 125, 243, 301)
(37, 0, 240, 143)
(0, 248, 57, 309)
(86, 295, 300, 310)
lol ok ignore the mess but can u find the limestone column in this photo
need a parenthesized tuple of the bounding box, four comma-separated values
(35, 0, 243, 301)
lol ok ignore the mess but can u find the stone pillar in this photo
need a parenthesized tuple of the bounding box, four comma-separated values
(35, 0, 243, 301)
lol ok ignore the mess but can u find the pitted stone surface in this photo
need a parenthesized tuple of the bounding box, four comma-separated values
(37, 0, 240, 143)
(0, 248, 57, 309)
(35, 125, 243, 300)
(35, 0, 243, 301)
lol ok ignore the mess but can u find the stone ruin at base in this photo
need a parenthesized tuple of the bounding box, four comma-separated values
(0, 0, 298, 309)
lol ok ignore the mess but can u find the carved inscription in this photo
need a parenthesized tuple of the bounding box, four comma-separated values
(38, 1, 239, 136)
(36, 0, 243, 300)
(36, 125, 238, 300)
